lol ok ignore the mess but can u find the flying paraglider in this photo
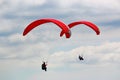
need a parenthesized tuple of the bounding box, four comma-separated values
(60, 21, 100, 37)
(41, 61, 47, 71)
(79, 55, 84, 60)
(23, 18, 71, 38)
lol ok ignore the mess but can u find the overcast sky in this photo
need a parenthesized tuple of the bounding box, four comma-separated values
(0, 0, 120, 80)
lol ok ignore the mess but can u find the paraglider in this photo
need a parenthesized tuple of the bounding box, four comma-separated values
(23, 18, 71, 38)
(22, 18, 72, 71)
(79, 55, 84, 60)
(41, 61, 47, 71)
(60, 21, 100, 37)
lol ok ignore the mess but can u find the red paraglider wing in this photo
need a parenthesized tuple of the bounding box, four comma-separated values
(68, 21, 100, 35)
(23, 18, 71, 38)
(60, 21, 100, 37)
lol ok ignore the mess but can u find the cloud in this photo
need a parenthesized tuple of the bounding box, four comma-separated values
(0, 0, 46, 7)
(49, 42, 120, 66)
(1, 0, 120, 20)
(25, 63, 120, 80)
(52, 0, 120, 12)
(1, 24, 120, 75)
